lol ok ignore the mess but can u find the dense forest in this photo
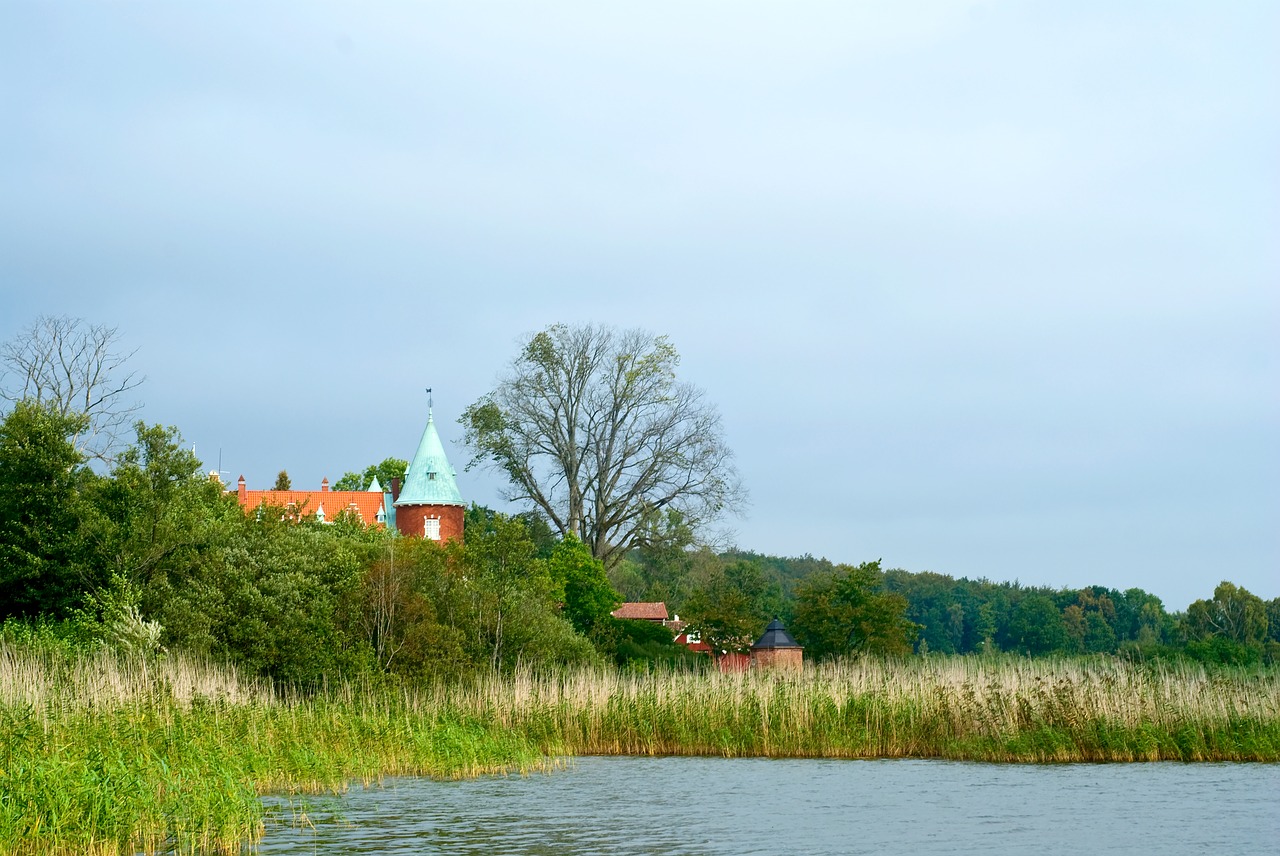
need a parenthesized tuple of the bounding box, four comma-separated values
(614, 540, 1280, 665)
(3, 396, 1277, 682)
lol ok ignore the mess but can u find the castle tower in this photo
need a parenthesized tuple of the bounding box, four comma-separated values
(395, 401, 465, 542)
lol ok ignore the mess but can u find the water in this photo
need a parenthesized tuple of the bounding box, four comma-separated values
(258, 757, 1280, 855)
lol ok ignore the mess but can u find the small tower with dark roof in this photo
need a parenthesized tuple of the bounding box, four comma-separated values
(394, 397, 466, 542)
(750, 618, 804, 672)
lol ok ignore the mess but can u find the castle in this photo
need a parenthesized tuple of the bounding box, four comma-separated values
(234, 404, 465, 542)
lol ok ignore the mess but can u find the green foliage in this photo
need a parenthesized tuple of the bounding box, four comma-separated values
(1184, 636, 1263, 666)
(1008, 595, 1068, 656)
(682, 557, 781, 656)
(791, 561, 918, 659)
(547, 535, 621, 636)
(272, 469, 291, 490)
(881, 570, 1180, 658)
(465, 503, 558, 557)
(91, 422, 231, 598)
(0, 400, 98, 618)
(1185, 581, 1269, 647)
(344, 515, 599, 679)
(602, 616, 705, 669)
(333, 457, 408, 492)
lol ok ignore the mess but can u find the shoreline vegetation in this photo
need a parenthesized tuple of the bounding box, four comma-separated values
(2, 648, 1277, 855)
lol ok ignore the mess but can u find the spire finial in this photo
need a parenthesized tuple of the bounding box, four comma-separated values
(426, 387, 433, 414)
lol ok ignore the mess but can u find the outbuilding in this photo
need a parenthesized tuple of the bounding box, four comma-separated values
(750, 618, 804, 672)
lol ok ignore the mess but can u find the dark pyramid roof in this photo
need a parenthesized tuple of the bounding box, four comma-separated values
(752, 618, 802, 650)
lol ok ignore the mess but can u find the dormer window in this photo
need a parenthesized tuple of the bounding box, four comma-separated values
(315, 504, 326, 523)
(376, 507, 386, 524)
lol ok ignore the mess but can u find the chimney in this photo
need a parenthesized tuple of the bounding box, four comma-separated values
(391, 477, 401, 501)
(237, 475, 246, 504)
(321, 477, 330, 492)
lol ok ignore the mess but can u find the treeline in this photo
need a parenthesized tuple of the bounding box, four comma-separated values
(614, 544, 1280, 666)
(3, 399, 1276, 683)
(0, 401, 700, 682)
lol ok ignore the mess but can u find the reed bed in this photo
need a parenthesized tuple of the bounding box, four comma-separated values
(431, 656, 1280, 763)
(0, 648, 546, 855)
(2, 649, 1276, 854)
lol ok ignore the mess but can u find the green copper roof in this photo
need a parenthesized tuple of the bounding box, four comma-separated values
(395, 410, 464, 507)
(367, 475, 382, 493)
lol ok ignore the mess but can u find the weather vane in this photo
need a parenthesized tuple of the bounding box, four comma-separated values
(426, 387, 433, 410)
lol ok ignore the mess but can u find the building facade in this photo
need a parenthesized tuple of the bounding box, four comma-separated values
(234, 402, 466, 543)
(392, 408, 466, 542)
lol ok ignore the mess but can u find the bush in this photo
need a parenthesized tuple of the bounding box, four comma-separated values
(1184, 637, 1262, 666)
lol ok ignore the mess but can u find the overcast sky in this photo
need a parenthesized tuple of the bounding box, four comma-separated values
(2, 1, 1276, 610)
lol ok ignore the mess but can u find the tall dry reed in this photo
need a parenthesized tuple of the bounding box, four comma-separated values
(421, 656, 1280, 762)
(3, 648, 1276, 855)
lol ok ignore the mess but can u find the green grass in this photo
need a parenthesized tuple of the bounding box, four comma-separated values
(2, 648, 1277, 854)
(0, 649, 545, 854)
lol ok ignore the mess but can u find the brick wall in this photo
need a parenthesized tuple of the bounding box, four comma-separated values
(395, 504, 465, 543)
(750, 647, 803, 672)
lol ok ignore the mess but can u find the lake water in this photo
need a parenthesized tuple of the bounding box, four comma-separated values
(257, 757, 1280, 855)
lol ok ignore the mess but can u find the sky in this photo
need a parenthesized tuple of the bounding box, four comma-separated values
(1, 1, 1276, 611)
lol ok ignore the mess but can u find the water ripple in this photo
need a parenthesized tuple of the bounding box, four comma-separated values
(258, 757, 1280, 855)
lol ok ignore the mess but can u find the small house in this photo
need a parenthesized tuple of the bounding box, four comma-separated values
(611, 602, 669, 623)
(750, 618, 804, 672)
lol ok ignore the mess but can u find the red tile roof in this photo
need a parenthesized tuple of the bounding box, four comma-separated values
(236, 479, 386, 527)
(611, 602, 669, 621)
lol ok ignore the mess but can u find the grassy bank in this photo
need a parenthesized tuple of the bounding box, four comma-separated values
(2, 649, 1277, 854)
(0, 648, 545, 855)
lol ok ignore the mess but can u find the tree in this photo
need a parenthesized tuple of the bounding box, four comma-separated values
(334, 457, 408, 492)
(547, 535, 621, 636)
(1083, 610, 1117, 653)
(1185, 581, 1268, 647)
(465, 512, 553, 670)
(460, 323, 745, 568)
(0, 401, 98, 617)
(94, 422, 228, 589)
(1, 316, 144, 462)
(791, 561, 917, 659)
(682, 559, 775, 660)
(273, 470, 292, 491)
(1008, 595, 1067, 655)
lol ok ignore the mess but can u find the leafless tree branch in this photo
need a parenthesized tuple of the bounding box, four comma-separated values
(1, 315, 145, 463)
(461, 323, 746, 568)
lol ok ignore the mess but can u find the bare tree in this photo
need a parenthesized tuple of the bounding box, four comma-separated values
(461, 323, 746, 568)
(0, 315, 144, 462)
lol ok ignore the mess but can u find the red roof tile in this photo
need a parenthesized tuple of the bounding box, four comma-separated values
(237, 484, 386, 528)
(611, 602, 669, 621)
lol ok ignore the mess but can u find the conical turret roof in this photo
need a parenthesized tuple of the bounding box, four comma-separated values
(751, 618, 802, 650)
(395, 409, 464, 507)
